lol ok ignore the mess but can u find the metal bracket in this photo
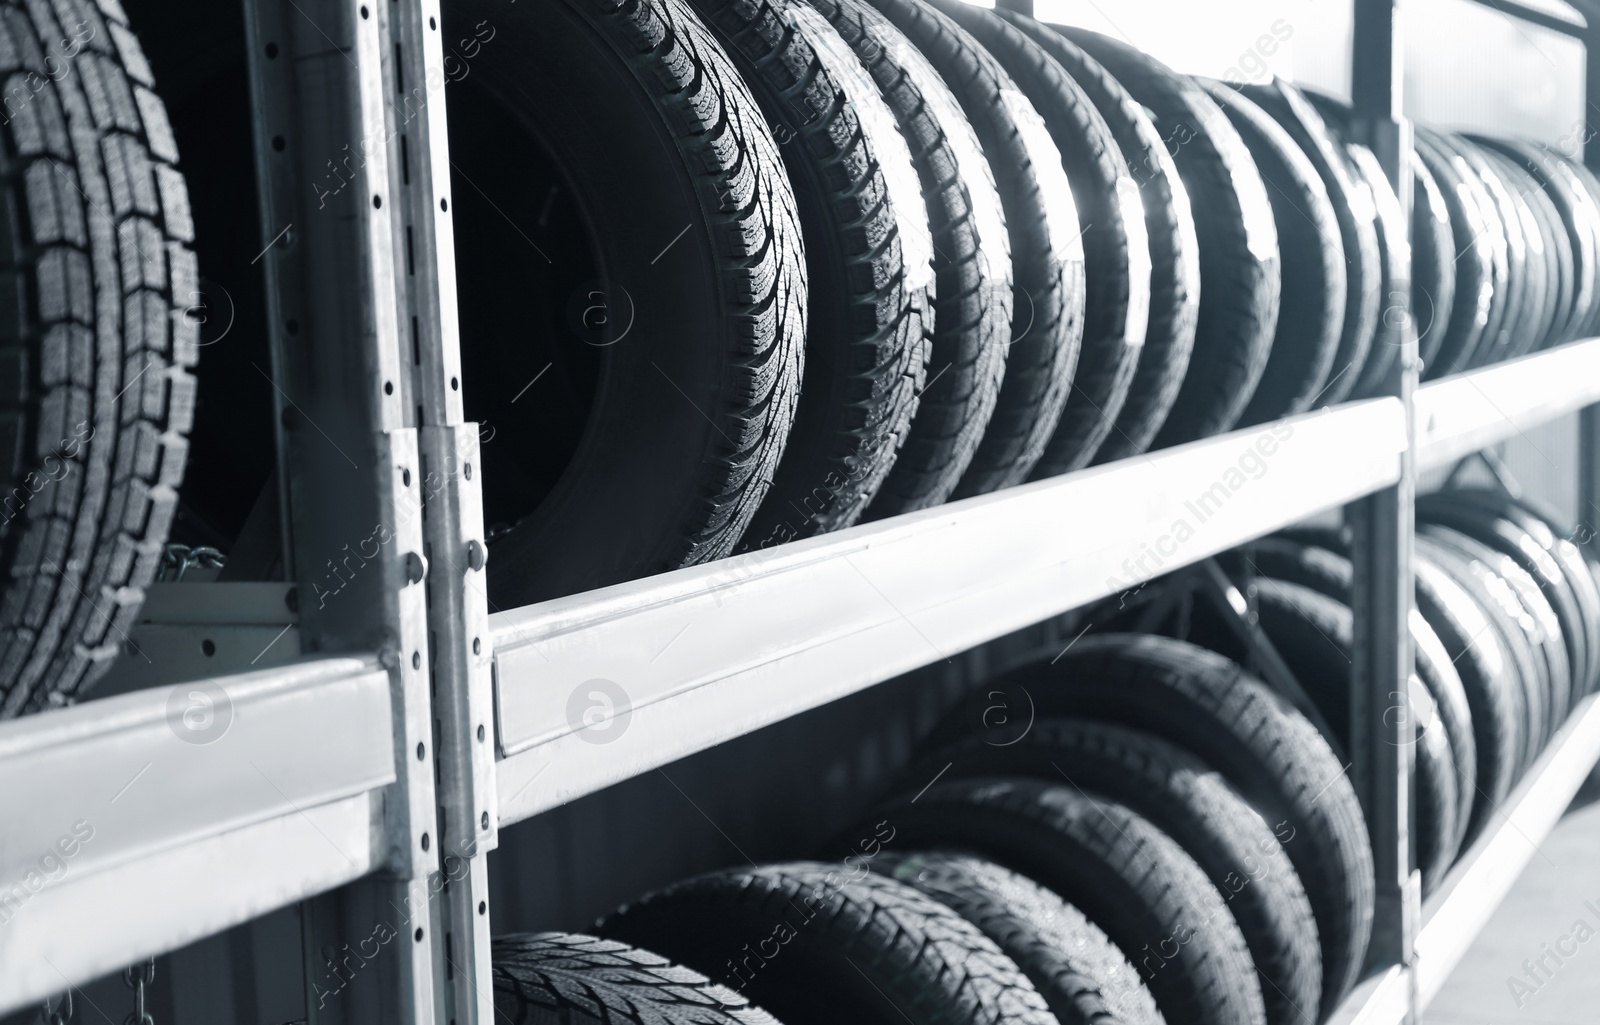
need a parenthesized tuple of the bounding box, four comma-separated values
(1441, 448, 1523, 498)
(93, 583, 301, 695)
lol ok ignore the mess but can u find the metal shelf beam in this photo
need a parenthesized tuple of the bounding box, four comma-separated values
(0, 657, 393, 1015)
(1415, 337, 1600, 471)
(491, 399, 1406, 824)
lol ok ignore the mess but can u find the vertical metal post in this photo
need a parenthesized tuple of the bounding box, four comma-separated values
(243, 1, 445, 1022)
(1583, 29, 1600, 537)
(1348, 0, 1418, 1017)
(387, 3, 499, 1023)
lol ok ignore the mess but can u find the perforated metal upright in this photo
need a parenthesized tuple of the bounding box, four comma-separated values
(1347, 2, 1419, 1020)
(240, 0, 493, 1022)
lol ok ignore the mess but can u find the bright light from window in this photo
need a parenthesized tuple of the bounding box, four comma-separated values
(1033, 0, 1298, 83)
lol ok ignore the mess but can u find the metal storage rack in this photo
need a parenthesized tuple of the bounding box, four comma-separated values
(1, 0, 1598, 1022)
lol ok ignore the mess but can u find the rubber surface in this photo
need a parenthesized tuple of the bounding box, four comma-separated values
(1555, 149, 1600, 339)
(1429, 487, 1600, 700)
(695, 0, 933, 546)
(1414, 133, 1494, 377)
(1556, 149, 1600, 338)
(1345, 143, 1408, 399)
(929, 1, 1146, 477)
(1423, 529, 1547, 770)
(1243, 577, 1460, 892)
(0, 0, 200, 715)
(916, 717, 1320, 1025)
(866, 0, 1085, 497)
(1001, 16, 1197, 465)
(1414, 539, 1522, 841)
(1248, 534, 1479, 854)
(874, 851, 1167, 1025)
(1477, 146, 1551, 358)
(458, 0, 807, 605)
(602, 860, 1058, 1025)
(935, 633, 1373, 1017)
(814, 0, 1012, 518)
(1059, 28, 1279, 447)
(870, 777, 1268, 1025)
(1409, 155, 1457, 372)
(1244, 83, 1377, 406)
(492, 932, 784, 1025)
(1484, 146, 1567, 354)
(1482, 140, 1597, 344)
(1418, 494, 1584, 715)
(1200, 79, 1342, 424)
(1422, 525, 1554, 763)
(1428, 132, 1514, 370)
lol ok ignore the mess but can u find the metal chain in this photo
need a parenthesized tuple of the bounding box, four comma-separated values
(159, 544, 227, 582)
(122, 958, 155, 1025)
(38, 990, 72, 1025)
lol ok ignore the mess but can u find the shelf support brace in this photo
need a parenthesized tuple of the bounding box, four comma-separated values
(1582, 21, 1600, 541)
(1348, 0, 1419, 1018)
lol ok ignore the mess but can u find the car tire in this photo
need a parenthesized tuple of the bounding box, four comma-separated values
(866, 0, 1086, 498)
(0, 0, 199, 715)
(874, 851, 1166, 1025)
(449, 0, 807, 606)
(938, 633, 1373, 1016)
(929, 1, 1148, 476)
(868, 776, 1267, 1025)
(1000, 17, 1198, 466)
(492, 932, 784, 1025)
(1059, 28, 1279, 446)
(806, 0, 1013, 518)
(602, 861, 1057, 1025)
(914, 717, 1320, 1025)
(1200, 80, 1343, 424)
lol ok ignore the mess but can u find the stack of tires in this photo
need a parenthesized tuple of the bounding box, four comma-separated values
(1404, 129, 1600, 378)
(449, 0, 1600, 611)
(488, 631, 1374, 1025)
(486, 494, 1600, 1025)
(1186, 490, 1600, 894)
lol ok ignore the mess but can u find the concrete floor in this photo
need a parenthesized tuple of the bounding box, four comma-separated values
(1426, 774, 1600, 1025)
